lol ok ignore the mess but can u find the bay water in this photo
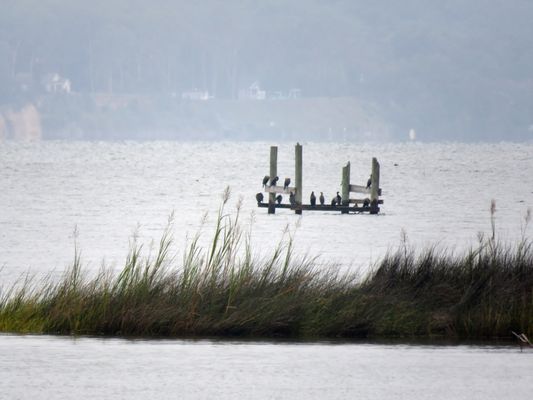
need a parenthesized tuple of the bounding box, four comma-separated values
(1, 141, 532, 398)
(1, 141, 532, 281)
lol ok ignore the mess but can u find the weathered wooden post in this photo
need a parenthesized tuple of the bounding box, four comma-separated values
(268, 146, 278, 214)
(259, 144, 382, 215)
(341, 162, 350, 214)
(294, 143, 303, 215)
(370, 157, 380, 214)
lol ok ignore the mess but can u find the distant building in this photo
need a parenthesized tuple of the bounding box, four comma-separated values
(181, 89, 212, 100)
(266, 88, 302, 100)
(239, 82, 266, 100)
(268, 91, 284, 100)
(41, 73, 71, 94)
(288, 88, 301, 99)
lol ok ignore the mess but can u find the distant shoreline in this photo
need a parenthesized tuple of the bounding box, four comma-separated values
(0, 95, 391, 142)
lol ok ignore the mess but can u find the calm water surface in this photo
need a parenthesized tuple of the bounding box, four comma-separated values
(1, 141, 532, 284)
(0, 334, 531, 400)
(1, 141, 532, 398)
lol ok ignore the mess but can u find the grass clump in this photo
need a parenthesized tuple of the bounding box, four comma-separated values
(0, 193, 531, 339)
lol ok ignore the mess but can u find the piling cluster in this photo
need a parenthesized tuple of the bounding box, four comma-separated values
(256, 144, 383, 214)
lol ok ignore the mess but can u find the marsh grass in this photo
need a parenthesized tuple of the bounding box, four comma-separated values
(0, 195, 531, 339)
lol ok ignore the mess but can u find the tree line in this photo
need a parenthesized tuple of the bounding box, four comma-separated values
(1, 0, 532, 140)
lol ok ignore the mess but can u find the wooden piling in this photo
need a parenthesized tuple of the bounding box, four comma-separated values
(259, 144, 382, 215)
(268, 146, 278, 214)
(341, 162, 350, 214)
(370, 157, 380, 214)
(295, 143, 303, 215)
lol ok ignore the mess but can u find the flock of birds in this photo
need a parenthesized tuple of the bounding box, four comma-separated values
(255, 175, 373, 207)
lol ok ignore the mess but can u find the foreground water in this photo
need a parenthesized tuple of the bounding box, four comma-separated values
(1, 141, 532, 285)
(0, 334, 530, 400)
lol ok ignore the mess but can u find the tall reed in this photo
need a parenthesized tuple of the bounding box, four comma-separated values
(0, 195, 531, 339)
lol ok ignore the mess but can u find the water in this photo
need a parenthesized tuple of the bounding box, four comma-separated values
(0, 334, 531, 400)
(1, 141, 532, 398)
(1, 141, 532, 283)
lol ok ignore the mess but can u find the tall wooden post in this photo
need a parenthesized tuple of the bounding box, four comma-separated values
(295, 143, 303, 215)
(268, 146, 278, 214)
(370, 157, 380, 214)
(341, 162, 350, 214)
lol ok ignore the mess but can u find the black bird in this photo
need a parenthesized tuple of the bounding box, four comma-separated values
(319, 192, 325, 205)
(289, 191, 296, 206)
(331, 198, 337, 206)
(276, 194, 283, 205)
(284, 177, 291, 190)
(270, 176, 279, 187)
(363, 198, 370, 207)
(310, 191, 316, 207)
(262, 175, 270, 187)
(336, 191, 342, 205)
(366, 175, 372, 189)
(256, 192, 264, 204)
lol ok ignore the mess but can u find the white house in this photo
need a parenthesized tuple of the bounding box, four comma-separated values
(42, 73, 71, 94)
(239, 82, 266, 100)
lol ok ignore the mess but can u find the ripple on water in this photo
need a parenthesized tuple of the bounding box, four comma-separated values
(0, 141, 532, 283)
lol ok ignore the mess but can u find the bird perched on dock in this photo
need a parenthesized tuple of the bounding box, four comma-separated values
(310, 191, 316, 206)
(256, 192, 264, 204)
(289, 191, 296, 206)
(319, 192, 325, 205)
(366, 175, 372, 189)
(363, 198, 370, 207)
(331, 198, 337, 206)
(336, 192, 342, 205)
(276, 194, 283, 204)
(262, 176, 270, 188)
(284, 177, 291, 190)
(270, 176, 279, 186)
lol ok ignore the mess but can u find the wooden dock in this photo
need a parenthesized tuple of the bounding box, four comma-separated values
(257, 143, 384, 215)
(257, 202, 382, 213)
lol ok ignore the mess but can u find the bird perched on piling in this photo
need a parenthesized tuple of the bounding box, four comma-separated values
(336, 192, 342, 205)
(256, 193, 264, 204)
(270, 176, 279, 186)
(284, 177, 291, 190)
(289, 191, 296, 206)
(310, 191, 316, 206)
(319, 192, 325, 205)
(366, 175, 372, 189)
(276, 194, 283, 204)
(262, 176, 270, 187)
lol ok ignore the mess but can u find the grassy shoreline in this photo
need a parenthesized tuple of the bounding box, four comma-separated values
(1, 198, 531, 340)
